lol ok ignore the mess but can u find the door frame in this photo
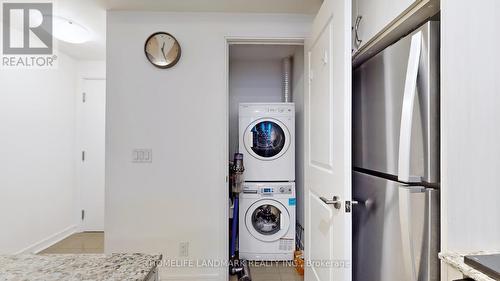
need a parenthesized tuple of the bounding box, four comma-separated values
(224, 37, 305, 281)
(76, 77, 106, 232)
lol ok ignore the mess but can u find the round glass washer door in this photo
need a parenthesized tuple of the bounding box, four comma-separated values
(243, 118, 291, 161)
(245, 199, 290, 242)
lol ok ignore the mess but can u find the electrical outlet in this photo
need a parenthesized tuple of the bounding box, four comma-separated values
(179, 242, 189, 257)
(132, 149, 152, 163)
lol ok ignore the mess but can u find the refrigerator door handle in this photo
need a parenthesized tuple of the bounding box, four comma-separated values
(398, 31, 423, 183)
(399, 185, 425, 281)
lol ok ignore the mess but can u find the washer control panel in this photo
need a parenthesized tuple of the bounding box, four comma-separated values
(242, 184, 294, 195)
(258, 186, 292, 194)
(261, 187, 274, 194)
(279, 186, 292, 194)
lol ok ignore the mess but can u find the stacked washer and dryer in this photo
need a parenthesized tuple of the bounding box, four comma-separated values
(238, 103, 296, 261)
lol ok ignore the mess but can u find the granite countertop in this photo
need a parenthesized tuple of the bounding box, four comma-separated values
(0, 253, 162, 281)
(439, 251, 500, 281)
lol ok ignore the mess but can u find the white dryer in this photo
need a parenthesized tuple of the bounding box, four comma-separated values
(239, 103, 295, 182)
(239, 182, 296, 261)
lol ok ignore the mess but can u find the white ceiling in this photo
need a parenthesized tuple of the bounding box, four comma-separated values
(55, 0, 322, 61)
(105, 0, 323, 14)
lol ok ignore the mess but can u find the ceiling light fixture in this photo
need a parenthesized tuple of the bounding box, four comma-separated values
(52, 16, 92, 44)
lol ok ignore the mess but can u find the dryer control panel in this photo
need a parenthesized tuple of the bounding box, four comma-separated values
(239, 103, 295, 118)
(267, 107, 293, 114)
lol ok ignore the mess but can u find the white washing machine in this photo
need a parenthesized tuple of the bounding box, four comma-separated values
(239, 182, 296, 261)
(239, 103, 295, 182)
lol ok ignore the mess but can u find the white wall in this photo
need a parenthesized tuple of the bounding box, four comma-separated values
(78, 61, 106, 79)
(106, 11, 312, 280)
(0, 53, 78, 254)
(441, 0, 500, 253)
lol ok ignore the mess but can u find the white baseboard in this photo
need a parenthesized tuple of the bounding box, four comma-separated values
(15, 224, 79, 254)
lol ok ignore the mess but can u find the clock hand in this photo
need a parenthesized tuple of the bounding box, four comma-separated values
(161, 42, 168, 61)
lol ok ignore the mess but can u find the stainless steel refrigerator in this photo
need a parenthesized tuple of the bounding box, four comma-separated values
(352, 21, 440, 281)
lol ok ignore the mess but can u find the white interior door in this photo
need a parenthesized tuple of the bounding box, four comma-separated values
(304, 0, 352, 280)
(79, 79, 106, 231)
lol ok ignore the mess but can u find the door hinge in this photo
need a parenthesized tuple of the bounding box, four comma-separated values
(82, 92, 86, 103)
(81, 209, 85, 221)
(81, 150, 85, 162)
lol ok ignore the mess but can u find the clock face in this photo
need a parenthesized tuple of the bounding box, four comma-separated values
(144, 32, 181, 69)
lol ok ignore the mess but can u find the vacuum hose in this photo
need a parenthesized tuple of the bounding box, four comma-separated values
(230, 196, 239, 258)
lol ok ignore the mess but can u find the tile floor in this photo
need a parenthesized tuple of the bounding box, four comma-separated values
(40, 233, 301, 281)
(39, 232, 104, 254)
(230, 261, 303, 281)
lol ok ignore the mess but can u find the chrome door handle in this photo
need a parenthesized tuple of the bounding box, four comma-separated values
(320, 196, 342, 209)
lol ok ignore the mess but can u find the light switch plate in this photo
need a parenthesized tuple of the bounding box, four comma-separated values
(132, 149, 152, 163)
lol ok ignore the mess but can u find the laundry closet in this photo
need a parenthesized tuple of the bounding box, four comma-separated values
(227, 43, 306, 269)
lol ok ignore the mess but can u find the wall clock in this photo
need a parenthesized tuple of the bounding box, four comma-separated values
(144, 32, 181, 69)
